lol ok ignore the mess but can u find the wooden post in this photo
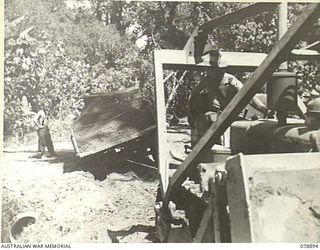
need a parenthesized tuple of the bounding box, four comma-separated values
(193, 198, 214, 243)
(276, 2, 289, 125)
(278, 2, 288, 71)
(210, 178, 222, 243)
(164, 3, 320, 205)
(154, 50, 169, 194)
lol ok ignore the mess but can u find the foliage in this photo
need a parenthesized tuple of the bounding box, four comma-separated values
(4, 1, 320, 138)
(102, 1, 319, 116)
(4, 0, 143, 137)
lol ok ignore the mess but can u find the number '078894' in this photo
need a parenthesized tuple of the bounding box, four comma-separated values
(300, 244, 319, 248)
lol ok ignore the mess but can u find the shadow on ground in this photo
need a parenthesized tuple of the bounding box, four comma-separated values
(63, 151, 158, 182)
(3, 149, 76, 164)
(107, 225, 159, 243)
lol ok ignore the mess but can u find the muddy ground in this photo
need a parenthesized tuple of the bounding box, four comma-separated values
(1, 123, 191, 243)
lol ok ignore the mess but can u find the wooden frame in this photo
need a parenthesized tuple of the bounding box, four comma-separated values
(154, 50, 272, 193)
(162, 3, 320, 205)
(153, 2, 320, 203)
(153, 3, 320, 243)
(154, 41, 320, 196)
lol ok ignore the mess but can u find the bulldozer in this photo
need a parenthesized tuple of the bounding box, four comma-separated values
(70, 2, 320, 242)
(152, 3, 320, 243)
(69, 85, 157, 178)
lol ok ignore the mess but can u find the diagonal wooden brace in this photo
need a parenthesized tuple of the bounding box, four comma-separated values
(184, 3, 278, 65)
(164, 3, 320, 205)
(199, 3, 278, 34)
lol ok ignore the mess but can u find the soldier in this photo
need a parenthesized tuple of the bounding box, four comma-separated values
(188, 46, 269, 146)
(32, 101, 56, 158)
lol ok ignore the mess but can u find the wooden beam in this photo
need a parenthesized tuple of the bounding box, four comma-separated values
(159, 49, 268, 70)
(126, 159, 158, 170)
(155, 49, 319, 71)
(164, 3, 320, 204)
(211, 179, 222, 243)
(165, 71, 187, 109)
(183, 26, 199, 57)
(225, 154, 252, 242)
(193, 198, 213, 243)
(154, 50, 169, 194)
(289, 49, 320, 60)
(302, 40, 320, 51)
(199, 3, 278, 34)
(163, 71, 175, 84)
(278, 2, 288, 70)
(183, 3, 277, 69)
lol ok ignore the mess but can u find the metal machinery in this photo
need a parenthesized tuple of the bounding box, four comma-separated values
(71, 85, 156, 155)
(153, 3, 320, 242)
(70, 85, 157, 176)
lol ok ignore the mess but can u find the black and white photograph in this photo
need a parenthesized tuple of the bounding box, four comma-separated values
(1, 0, 320, 245)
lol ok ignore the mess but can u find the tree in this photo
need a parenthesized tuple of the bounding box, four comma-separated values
(4, 0, 144, 137)
(4, 1, 319, 138)
(110, 2, 320, 115)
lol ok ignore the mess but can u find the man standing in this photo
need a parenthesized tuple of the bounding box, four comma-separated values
(33, 102, 56, 158)
(188, 47, 269, 146)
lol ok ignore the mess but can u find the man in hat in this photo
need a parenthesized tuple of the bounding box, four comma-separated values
(188, 47, 269, 145)
(32, 101, 56, 158)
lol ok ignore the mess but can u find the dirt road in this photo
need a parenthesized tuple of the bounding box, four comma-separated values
(1, 142, 159, 243)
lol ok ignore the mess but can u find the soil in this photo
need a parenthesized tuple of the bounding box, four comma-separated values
(1, 144, 159, 243)
(249, 169, 320, 242)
